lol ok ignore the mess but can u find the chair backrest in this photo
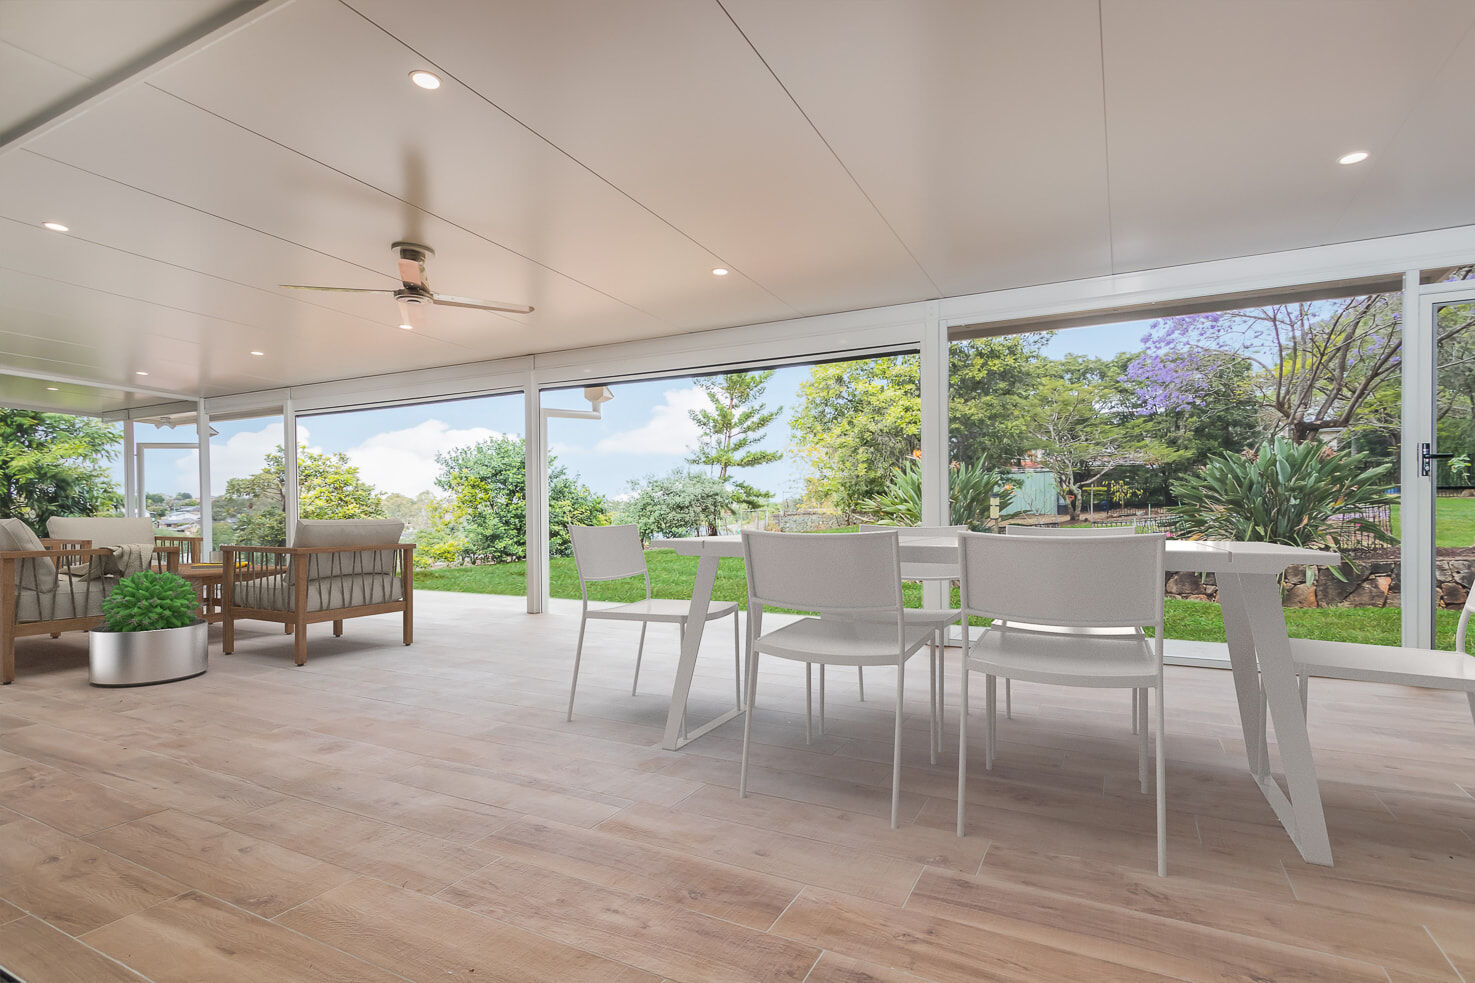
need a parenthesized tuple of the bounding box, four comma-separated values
(0, 518, 57, 593)
(859, 524, 966, 582)
(1455, 585, 1475, 653)
(569, 524, 648, 584)
(294, 519, 405, 579)
(46, 516, 157, 546)
(743, 529, 902, 614)
(958, 530, 1165, 630)
(1005, 523, 1136, 536)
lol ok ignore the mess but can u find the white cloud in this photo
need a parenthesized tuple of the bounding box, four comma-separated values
(341, 419, 504, 496)
(595, 386, 705, 456)
(176, 421, 304, 497)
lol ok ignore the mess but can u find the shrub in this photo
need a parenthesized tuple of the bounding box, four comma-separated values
(617, 470, 732, 541)
(862, 459, 1022, 532)
(1169, 437, 1395, 552)
(100, 570, 199, 632)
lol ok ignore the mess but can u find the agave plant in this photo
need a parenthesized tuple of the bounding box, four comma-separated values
(863, 459, 1022, 531)
(1169, 437, 1395, 552)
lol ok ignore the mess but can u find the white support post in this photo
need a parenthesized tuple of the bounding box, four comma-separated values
(524, 377, 548, 613)
(283, 398, 299, 545)
(1400, 269, 1434, 648)
(920, 304, 949, 611)
(196, 399, 213, 557)
(122, 418, 136, 517)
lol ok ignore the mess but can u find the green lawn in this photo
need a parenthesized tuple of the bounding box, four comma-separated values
(418, 546, 1468, 648)
(1390, 495, 1475, 547)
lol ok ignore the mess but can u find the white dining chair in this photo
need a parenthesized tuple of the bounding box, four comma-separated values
(850, 523, 965, 761)
(1004, 523, 1144, 728)
(741, 529, 938, 827)
(956, 530, 1168, 875)
(566, 524, 741, 723)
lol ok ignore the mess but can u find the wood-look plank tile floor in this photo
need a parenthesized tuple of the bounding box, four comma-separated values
(1, 592, 1472, 982)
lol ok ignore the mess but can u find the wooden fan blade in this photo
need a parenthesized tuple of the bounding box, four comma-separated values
(397, 256, 428, 287)
(433, 293, 534, 315)
(280, 284, 396, 294)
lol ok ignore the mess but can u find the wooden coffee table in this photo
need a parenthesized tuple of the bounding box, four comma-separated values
(177, 563, 274, 624)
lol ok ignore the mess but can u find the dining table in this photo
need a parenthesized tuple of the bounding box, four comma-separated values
(664, 533, 1339, 866)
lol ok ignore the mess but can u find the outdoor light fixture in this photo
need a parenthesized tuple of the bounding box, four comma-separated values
(583, 386, 614, 406)
(712, 267, 729, 276)
(1338, 151, 1369, 165)
(42, 221, 69, 232)
(409, 70, 441, 90)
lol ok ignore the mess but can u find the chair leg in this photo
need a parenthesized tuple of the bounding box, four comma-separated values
(678, 624, 687, 740)
(956, 658, 970, 837)
(1299, 673, 1309, 717)
(732, 612, 742, 711)
(739, 647, 760, 798)
(928, 642, 938, 765)
(332, 619, 343, 637)
(566, 615, 588, 722)
(1468, 691, 1475, 731)
(1, 623, 14, 685)
(1138, 685, 1149, 794)
(222, 613, 234, 655)
(805, 663, 813, 745)
(1156, 683, 1167, 878)
(935, 631, 945, 754)
(818, 663, 825, 737)
(632, 622, 648, 696)
(984, 674, 996, 771)
(1132, 688, 1139, 735)
(891, 657, 905, 829)
(294, 620, 308, 666)
(1005, 677, 1012, 720)
(857, 665, 865, 702)
(49, 631, 60, 639)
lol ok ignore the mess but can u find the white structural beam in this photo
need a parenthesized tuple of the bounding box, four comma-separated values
(524, 377, 547, 613)
(197, 400, 213, 557)
(1401, 270, 1434, 648)
(0, 366, 196, 403)
(919, 304, 949, 611)
(122, 420, 136, 517)
(283, 398, 299, 545)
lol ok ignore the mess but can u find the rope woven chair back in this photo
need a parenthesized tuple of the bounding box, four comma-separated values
(959, 531, 1165, 630)
(570, 524, 648, 583)
(742, 530, 903, 614)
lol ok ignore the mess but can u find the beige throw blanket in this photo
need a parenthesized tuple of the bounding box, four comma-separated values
(79, 543, 155, 580)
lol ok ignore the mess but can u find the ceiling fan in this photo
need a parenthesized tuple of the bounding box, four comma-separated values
(280, 241, 533, 330)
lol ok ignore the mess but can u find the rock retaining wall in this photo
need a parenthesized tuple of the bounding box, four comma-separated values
(1164, 557, 1475, 609)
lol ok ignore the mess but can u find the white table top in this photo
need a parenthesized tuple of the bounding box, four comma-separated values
(664, 533, 1337, 575)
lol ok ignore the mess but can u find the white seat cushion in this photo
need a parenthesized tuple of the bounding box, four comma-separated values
(756, 617, 935, 665)
(586, 598, 737, 623)
(15, 582, 106, 622)
(968, 625, 1158, 688)
(232, 572, 403, 613)
(1290, 638, 1475, 692)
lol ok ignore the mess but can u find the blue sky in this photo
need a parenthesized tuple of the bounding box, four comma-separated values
(120, 319, 1151, 502)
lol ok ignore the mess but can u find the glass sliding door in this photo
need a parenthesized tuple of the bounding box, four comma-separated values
(1429, 285, 1475, 648)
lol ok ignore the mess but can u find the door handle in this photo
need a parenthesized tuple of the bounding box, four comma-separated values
(1421, 442, 1455, 477)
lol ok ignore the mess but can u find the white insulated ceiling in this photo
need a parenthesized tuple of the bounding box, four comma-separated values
(2, 0, 1475, 412)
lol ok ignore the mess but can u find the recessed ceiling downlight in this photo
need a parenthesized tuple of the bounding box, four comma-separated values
(135, 370, 149, 376)
(42, 221, 69, 232)
(711, 267, 729, 276)
(399, 323, 414, 330)
(250, 350, 264, 356)
(1338, 151, 1369, 165)
(46, 386, 59, 391)
(409, 70, 441, 90)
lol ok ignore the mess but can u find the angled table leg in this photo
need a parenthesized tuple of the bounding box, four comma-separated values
(661, 553, 742, 750)
(1219, 571, 1333, 866)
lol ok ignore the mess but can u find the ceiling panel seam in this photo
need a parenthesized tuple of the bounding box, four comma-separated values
(1096, 0, 1116, 275)
(337, 0, 798, 317)
(713, 0, 942, 298)
(0, 190, 470, 349)
(145, 80, 676, 329)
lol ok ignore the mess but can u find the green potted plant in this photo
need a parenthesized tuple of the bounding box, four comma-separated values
(88, 570, 208, 686)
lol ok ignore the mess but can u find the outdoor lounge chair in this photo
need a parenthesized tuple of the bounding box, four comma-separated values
(1, 517, 181, 683)
(221, 518, 414, 666)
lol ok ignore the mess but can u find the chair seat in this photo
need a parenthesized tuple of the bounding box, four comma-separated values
(1290, 638, 1475, 692)
(585, 598, 737, 623)
(756, 617, 935, 665)
(967, 625, 1158, 688)
(1001, 620, 1139, 636)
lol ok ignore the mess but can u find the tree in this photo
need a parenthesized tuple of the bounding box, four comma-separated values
(616, 470, 732, 542)
(222, 447, 384, 547)
(1024, 354, 1167, 521)
(688, 371, 782, 528)
(0, 410, 121, 535)
(436, 436, 607, 563)
(1126, 293, 1475, 443)
(790, 340, 1042, 514)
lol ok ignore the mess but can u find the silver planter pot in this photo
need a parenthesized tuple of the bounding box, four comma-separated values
(88, 619, 208, 687)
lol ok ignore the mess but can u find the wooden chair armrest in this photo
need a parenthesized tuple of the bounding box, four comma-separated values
(39, 538, 92, 551)
(1, 547, 111, 560)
